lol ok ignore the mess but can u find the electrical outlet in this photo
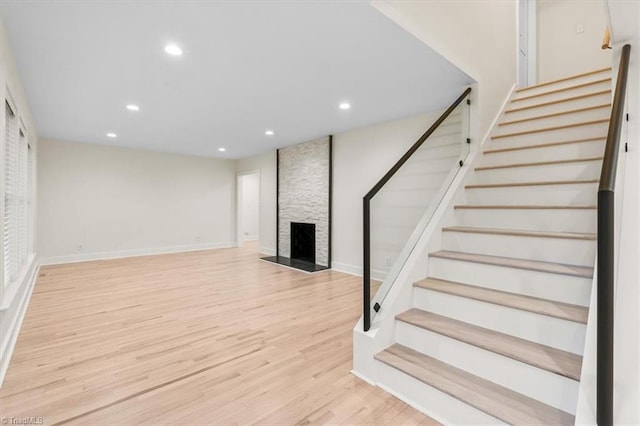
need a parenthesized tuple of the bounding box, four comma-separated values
(77, 244, 83, 251)
(196, 236, 201, 242)
(576, 25, 584, 34)
(385, 258, 392, 267)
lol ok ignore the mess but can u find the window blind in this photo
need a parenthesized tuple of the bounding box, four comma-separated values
(3, 100, 30, 288)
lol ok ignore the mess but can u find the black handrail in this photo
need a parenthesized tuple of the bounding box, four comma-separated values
(362, 87, 471, 331)
(598, 43, 630, 426)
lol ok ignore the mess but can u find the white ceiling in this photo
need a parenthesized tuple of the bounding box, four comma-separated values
(1, 1, 472, 159)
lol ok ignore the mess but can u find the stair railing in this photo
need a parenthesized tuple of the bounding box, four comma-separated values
(597, 43, 630, 426)
(363, 87, 471, 332)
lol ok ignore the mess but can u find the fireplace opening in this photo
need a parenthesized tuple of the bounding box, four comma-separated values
(290, 222, 315, 264)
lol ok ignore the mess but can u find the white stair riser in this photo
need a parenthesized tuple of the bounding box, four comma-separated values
(454, 208, 596, 234)
(441, 231, 595, 266)
(427, 256, 592, 306)
(495, 108, 610, 136)
(504, 91, 612, 122)
(480, 140, 605, 166)
(412, 289, 586, 354)
(512, 72, 611, 99)
(395, 323, 580, 414)
(509, 79, 611, 108)
(463, 183, 598, 205)
(473, 161, 601, 185)
(375, 361, 504, 425)
(490, 122, 609, 147)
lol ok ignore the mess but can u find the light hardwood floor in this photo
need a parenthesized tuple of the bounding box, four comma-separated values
(0, 243, 436, 425)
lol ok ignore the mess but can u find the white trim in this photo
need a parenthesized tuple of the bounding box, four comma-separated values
(236, 169, 261, 248)
(242, 235, 259, 242)
(0, 258, 39, 387)
(0, 253, 36, 311)
(331, 261, 362, 277)
(259, 246, 276, 257)
(331, 261, 387, 281)
(39, 242, 234, 266)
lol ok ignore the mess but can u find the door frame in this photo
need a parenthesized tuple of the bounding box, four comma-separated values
(236, 169, 261, 248)
(518, 0, 537, 87)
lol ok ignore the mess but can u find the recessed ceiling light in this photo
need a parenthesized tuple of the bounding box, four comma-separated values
(164, 44, 183, 56)
(107, 133, 117, 138)
(126, 104, 140, 111)
(339, 102, 351, 110)
(218, 147, 226, 152)
(265, 130, 275, 136)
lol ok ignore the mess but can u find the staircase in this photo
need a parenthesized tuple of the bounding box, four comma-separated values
(373, 67, 611, 424)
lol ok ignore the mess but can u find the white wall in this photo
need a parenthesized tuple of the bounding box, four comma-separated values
(37, 139, 237, 263)
(332, 111, 441, 275)
(237, 151, 277, 256)
(372, 0, 517, 145)
(537, 0, 611, 82)
(240, 173, 260, 241)
(0, 20, 40, 386)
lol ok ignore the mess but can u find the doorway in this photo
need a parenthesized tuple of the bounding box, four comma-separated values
(236, 171, 260, 248)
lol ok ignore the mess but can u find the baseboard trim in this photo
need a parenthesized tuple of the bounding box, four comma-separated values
(0, 258, 40, 387)
(259, 246, 276, 256)
(40, 242, 235, 266)
(331, 261, 387, 281)
(331, 261, 362, 277)
(243, 235, 259, 242)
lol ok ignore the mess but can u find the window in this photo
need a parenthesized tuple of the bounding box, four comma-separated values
(3, 100, 31, 288)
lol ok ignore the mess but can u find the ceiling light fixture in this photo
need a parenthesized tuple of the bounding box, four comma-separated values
(126, 104, 140, 111)
(339, 102, 351, 110)
(107, 133, 117, 138)
(164, 43, 183, 56)
(218, 147, 226, 152)
(265, 130, 274, 136)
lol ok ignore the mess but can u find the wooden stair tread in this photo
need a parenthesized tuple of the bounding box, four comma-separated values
(475, 156, 602, 171)
(430, 250, 593, 278)
(498, 103, 611, 126)
(375, 344, 576, 425)
(454, 204, 595, 210)
(483, 136, 606, 154)
(515, 67, 611, 93)
(414, 278, 588, 324)
(395, 309, 583, 380)
(492, 119, 609, 139)
(442, 226, 596, 240)
(505, 90, 611, 114)
(511, 78, 611, 103)
(466, 178, 598, 189)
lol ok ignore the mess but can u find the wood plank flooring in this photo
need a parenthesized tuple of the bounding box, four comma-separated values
(0, 243, 436, 425)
